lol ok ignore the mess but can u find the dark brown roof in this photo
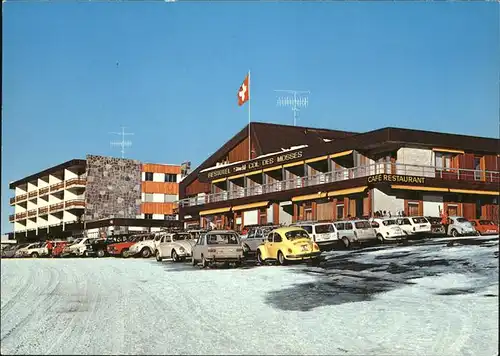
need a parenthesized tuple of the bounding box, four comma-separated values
(9, 159, 87, 189)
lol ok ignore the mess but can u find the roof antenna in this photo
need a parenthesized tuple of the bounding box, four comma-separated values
(110, 126, 134, 158)
(274, 89, 310, 126)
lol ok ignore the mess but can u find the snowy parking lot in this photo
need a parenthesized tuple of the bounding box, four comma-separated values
(1, 236, 498, 355)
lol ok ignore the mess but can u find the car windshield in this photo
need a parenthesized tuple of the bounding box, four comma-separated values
(479, 220, 494, 225)
(285, 230, 310, 240)
(456, 218, 468, 223)
(355, 221, 371, 229)
(173, 234, 190, 241)
(412, 217, 428, 224)
(382, 219, 397, 226)
(72, 238, 82, 244)
(426, 217, 440, 224)
(207, 233, 239, 245)
(315, 224, 334, 233)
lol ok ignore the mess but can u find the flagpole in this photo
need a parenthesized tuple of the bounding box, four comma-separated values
(248, 70, 251, 160)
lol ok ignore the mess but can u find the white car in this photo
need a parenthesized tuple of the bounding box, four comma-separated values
(447, 216, 476, 237)
(240, 226, 278, 254)
(155, 232, 196, 262)
(128, 234, 156, 258)
(292, 222, 338, 248)
(397, 216, 431, 236)
(334, 219, 377, 248)
(370, 218, 406, 243)
(14, 242, 47, 258)
(63, 237, 94, 257)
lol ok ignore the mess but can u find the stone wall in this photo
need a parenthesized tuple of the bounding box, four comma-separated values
(84, 155, 142, 222)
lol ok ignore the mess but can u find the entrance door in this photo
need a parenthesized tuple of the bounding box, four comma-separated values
(448, 205, 458, 216)
(408, 202, 419, 216)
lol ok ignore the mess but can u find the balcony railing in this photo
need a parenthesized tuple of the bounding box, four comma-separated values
(9, 214, 15, 222)
(179, 162, 500, 207)
(27, 209, 37, 218)
(15, 212, 27, 220)
(28, 191, 38, 199)
(38, 206, 49, 215)
(9, 197, 16, 205)
(39, 187, 50, 195)
(16, 194, 27, 203)
(65, 178, 86, 188)
(50, 182, 65, 192)
(49, 202, 65, 212)
(65, 199, 86, 208)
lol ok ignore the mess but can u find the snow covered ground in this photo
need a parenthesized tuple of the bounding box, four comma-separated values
(1, 236, 498, 355)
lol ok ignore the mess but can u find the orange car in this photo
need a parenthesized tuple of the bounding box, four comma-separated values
(470, 219, 499, 236)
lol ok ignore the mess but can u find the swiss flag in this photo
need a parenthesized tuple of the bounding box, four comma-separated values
(237, 73, 250, 106)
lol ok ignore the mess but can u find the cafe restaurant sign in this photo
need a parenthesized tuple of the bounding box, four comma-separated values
(367, 174, 426, 185)
(204, 150, 304, 181)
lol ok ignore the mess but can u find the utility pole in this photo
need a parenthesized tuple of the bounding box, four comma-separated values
(110, 126, 134, 158)
(275, 89, 310, 126)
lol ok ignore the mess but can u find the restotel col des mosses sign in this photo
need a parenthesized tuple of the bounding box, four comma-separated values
(367, 174, 426, 184)
(204, 151, 304, 180)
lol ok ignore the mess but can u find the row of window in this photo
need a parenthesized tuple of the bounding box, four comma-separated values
(144, 172, 177, 183)
(143, 214, 177, 220)
(143, 193, 177, 203)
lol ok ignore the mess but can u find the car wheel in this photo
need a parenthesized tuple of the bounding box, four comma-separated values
(97, 250, 105, 258)
(277, 251, 287, 266)
(121, 249, 130, 258)
(342, 237, 350, 249)
(451, 229, 459, 237)
(31, 252, 39, 258)
(83, 251, 90, 257)
(141, 248, 151, 258)
(171, 250, 179, 262)
(377, 234, 385, 244)
(201, 255, 208, 268)
(156, 250, 162, 262)
(257, 250, 264, 265)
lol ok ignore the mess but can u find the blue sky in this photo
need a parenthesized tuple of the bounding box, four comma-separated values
(2, 2, 499, 233)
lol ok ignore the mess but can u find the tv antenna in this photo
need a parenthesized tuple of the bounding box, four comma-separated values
(110, 126, 134, 158)
(274, 89, 310, 126)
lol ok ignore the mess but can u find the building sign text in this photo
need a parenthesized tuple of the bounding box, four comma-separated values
(367, 174, 426, 185)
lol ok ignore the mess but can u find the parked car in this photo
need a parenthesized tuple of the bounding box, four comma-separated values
(155, 232, 196, 262)
(125, 233, 157, 258)
(240, 225, 279, 254)
(50, 241, 69, 257)
(369, 218, 405, 243)
(469, 219, 499, 236)
(396, 216, 432, 237)
(256, 227, 321, 265)
(334, 219, 378, 248)
(292, 221, 338, 248)
(24, 242, 49, 258)
(1, 243, 29, 258)
(425, 216, 446, 236)
(107, 234, 152, 258)
(86, 235, 129, 258)
(446, 216, 477, 237)
(62, 237, 95, 257)
(187, 229, 208, 241)
(191, 230, 244, 268)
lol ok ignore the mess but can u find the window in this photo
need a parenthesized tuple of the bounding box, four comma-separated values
(300, 225, 313, 234)
(371, 221, 380, 228)
(474, 157, 482, 180)
(435, 153, 452, 170)
(315, 224, 334, 234)
(335, 222, 345, 230)
(267, 233, 273, 242)
(145, 172, 153, 181)
(164, 215, 175, 220)
(412, 217, 428, 224)
(144, 214, 153, 220)
(259, 208, 267, 225)
(165, 174, 177, 183)
(337, 204, 344, 220)
(273, 233, 282, 243)
(144, 193, 154, 202)
(345, 223, 353, 230)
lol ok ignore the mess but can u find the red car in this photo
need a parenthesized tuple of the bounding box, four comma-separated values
(470, 219, 499, 236)
(107, 235, 150, 258)
(51, 241, 69, 257)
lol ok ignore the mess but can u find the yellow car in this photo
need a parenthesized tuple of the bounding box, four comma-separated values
(256, 227, 322, 265)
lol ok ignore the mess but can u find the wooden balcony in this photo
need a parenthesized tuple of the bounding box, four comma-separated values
(27, 209, 37, 218)
(28, 191, 38, 199)
(16, 194, 27, 203)
(65, 178, 86, 188)
(65, 199, 86, 209)
(49, 202, 64, 212)
(15, 212, 27, 220)
(39, 187, 50, 195)
(9, 214, 15, 222)
(9, 197, 16, 205)
(50, 182, 65, 192)
(38, 206, 49, 215)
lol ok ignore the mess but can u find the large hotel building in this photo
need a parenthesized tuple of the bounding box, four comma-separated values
(8, 155, 184, 241)
(179, 122, 499, 230)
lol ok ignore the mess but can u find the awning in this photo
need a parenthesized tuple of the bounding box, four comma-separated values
(228, 174, 245, 180)
(283, 161, 304, 168)
(391, 185, 449, 192)
(263, 165, 282, 173)
(305, 155, 328, 164)
(328, 186, 367, 197)
(232, 201, 269, 211)
(292, 192, 327, 202)
(329, 150, 353, 159)
(246, 170, 263, 176)
(212, 178, 227, 183)
(432, 148, 465, 154)
(199, 207, 231, 216)
(449, 189, 499, 196)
